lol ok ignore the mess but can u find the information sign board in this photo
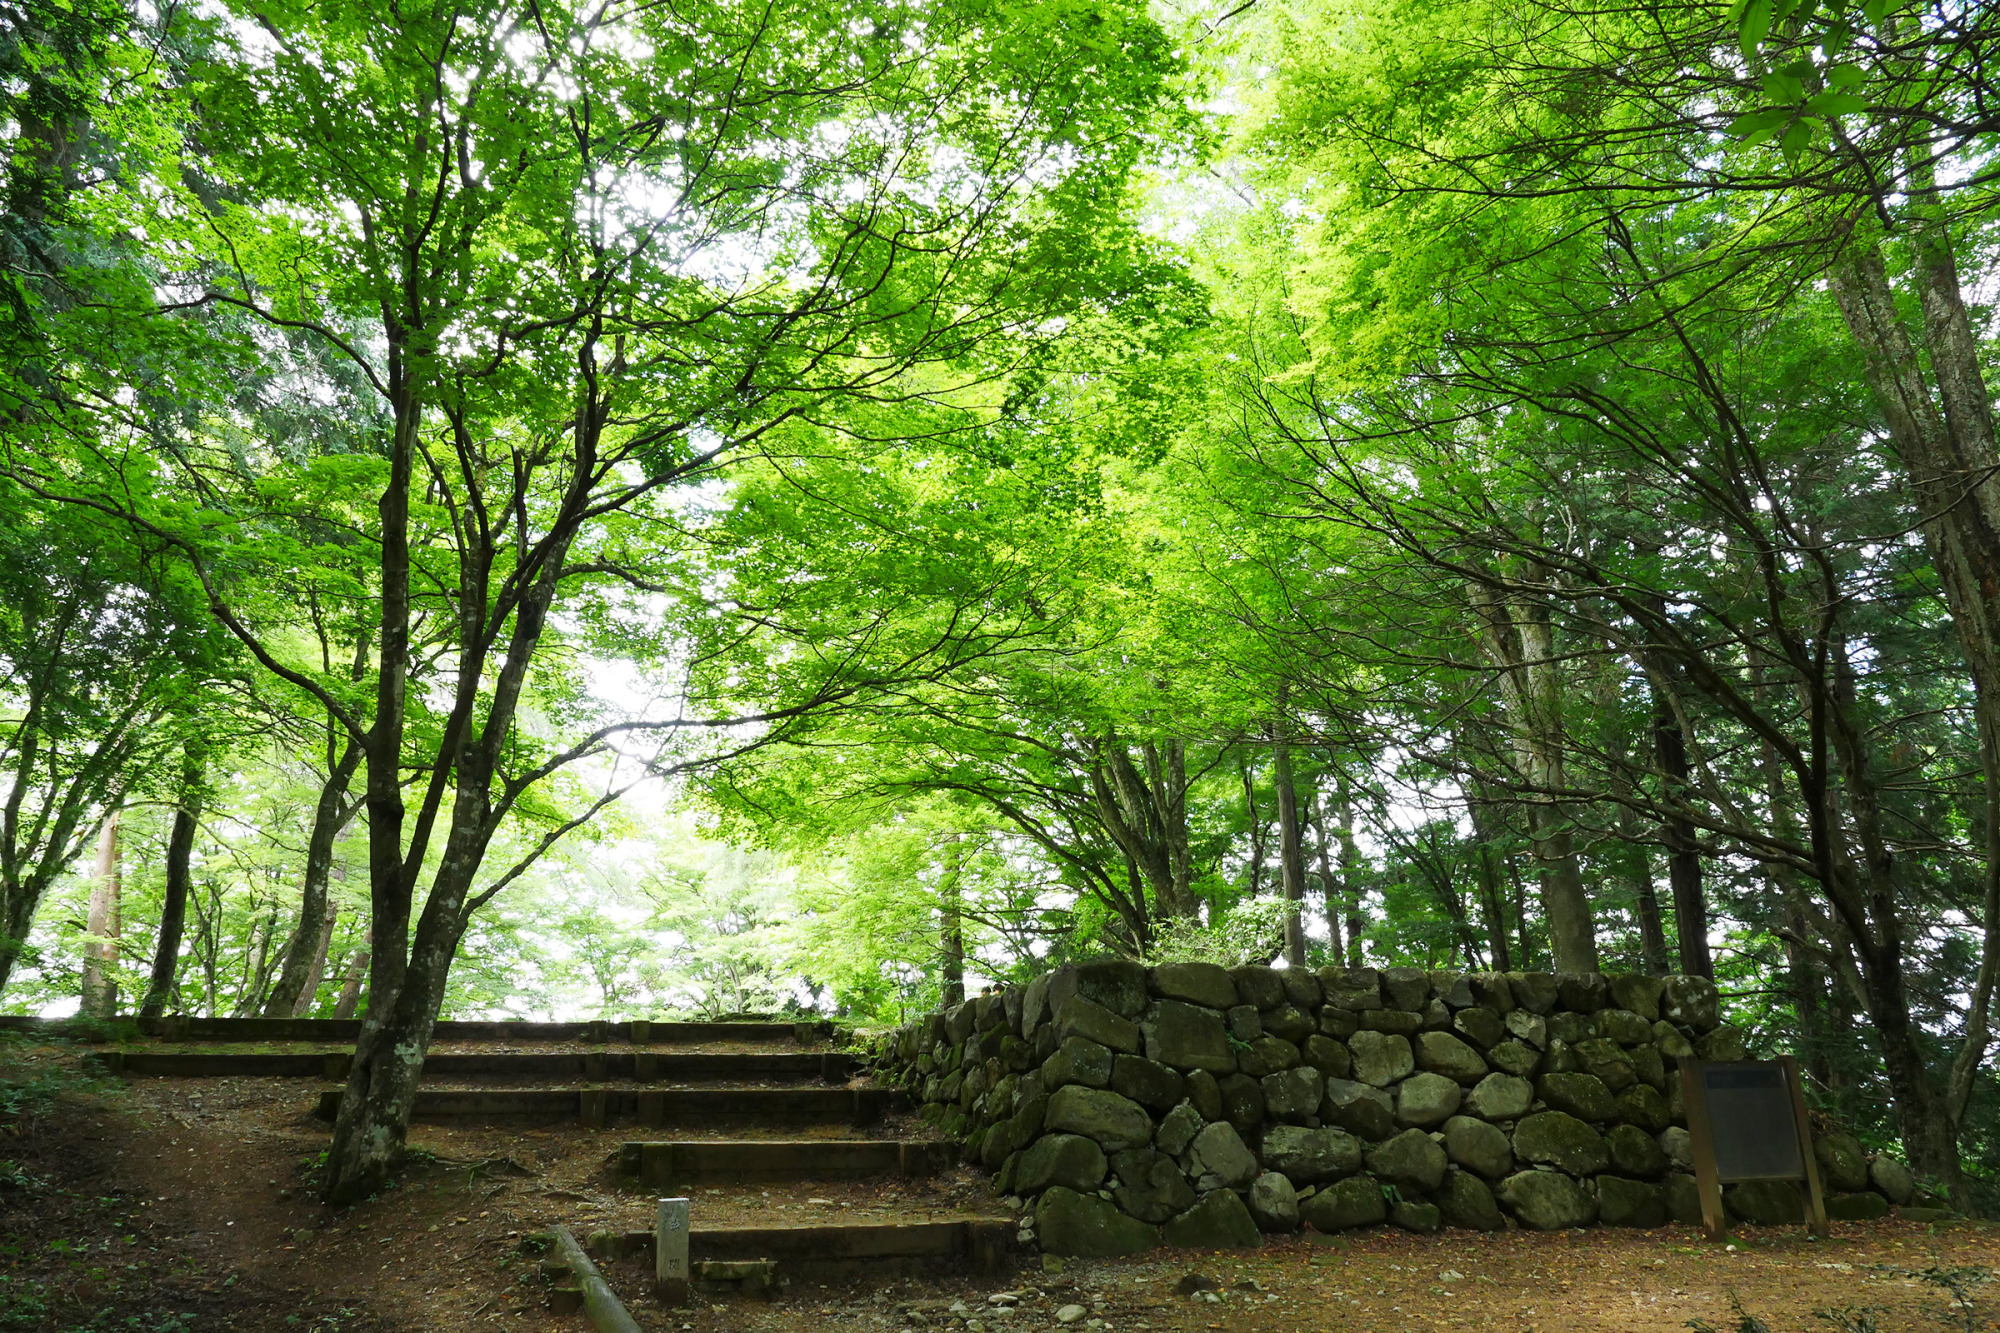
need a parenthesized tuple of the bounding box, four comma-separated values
(1679, 1056, 1827, 1240)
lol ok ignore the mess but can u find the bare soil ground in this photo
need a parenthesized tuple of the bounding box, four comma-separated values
(5, 1038, 1995, 1333)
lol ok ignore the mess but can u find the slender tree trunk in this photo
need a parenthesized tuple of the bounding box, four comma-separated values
(939, 837, 966, 1007)
(1651, 672, 1711, 977)
(1272, 691, 1309, 968)
(140, 749, 205, 1018)
(332, 947, 368, 1019)
(1333, 770, 1365, 966)
(1238, 758, 1266, 902)
(1310, 792, 1345, 962)
(293, 903, 339, 1017)
(265, 743, 362, 1016)
(81, 812, 121, 1018)
(1466, 795, 1514, 972)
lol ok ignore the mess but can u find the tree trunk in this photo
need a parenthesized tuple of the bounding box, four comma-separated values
(292, 902, 339, 1017)
(265, 742, 362, 1016)
(1310, 792, 1345, 962)
(140, 750, 205, 1018)
(1272, 692, 1309, 968)
(81, 811, 121, 1018)
(1237, 758, 1266, 902)
(1466, 794, 1514, 972)
(332, 946, 368, 1018)
(1333, 770, 1366, 966)
(939, 837, 966, 1007)
(1650, 672, 1711, 977)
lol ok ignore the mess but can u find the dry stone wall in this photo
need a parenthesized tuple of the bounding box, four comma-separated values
(869, 961, 1919, 1256)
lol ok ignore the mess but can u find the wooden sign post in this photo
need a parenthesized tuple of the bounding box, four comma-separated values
(1679, 1055, 1828, 1241)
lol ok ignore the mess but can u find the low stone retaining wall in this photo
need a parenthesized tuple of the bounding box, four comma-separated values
(869, 962, 1919, 1255)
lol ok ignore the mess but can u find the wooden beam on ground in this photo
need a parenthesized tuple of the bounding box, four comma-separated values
(550, 1225, 644, 1333)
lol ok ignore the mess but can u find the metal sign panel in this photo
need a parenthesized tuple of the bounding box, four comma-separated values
(1702, 1063, 1806, 1181)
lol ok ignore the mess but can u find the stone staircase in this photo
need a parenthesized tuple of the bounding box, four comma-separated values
(76, 1014, 1014, 1312)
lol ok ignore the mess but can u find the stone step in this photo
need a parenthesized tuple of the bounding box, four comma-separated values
(100, 1050, 853, 1082)
(580, 1218, 1012, 1280)
(615, 1139, 951, 1188)
(313, 1085, 903, 1127)
(0, 1015, 826, 1045)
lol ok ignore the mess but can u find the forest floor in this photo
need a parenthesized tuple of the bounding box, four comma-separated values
(3, 1037, 1996, 1333)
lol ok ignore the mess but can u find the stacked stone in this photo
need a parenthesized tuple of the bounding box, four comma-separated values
(870, 961, 1915, 1255)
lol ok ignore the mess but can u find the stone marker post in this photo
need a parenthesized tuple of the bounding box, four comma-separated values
(656, 1197, 690, 1304)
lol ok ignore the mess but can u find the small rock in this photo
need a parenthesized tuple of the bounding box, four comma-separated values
(1055, 1304, 1088, 1323)
(1173, 1272, 1218, 1295)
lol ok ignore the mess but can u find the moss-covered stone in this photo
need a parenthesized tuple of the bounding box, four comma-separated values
(1109, 1054, 1185, 1113)
(1299, 1173, 1388, 1231)
(1035, 1186, 1160, 1257)
(1498, 1170, 1598, 1230)
(1041, 1036, 1113, 1091)
(1155, 1100, 1204, 1156)
(1442, 1115, 1513, 1179)
(1320, 1077, 1396, 1140)
(1464, 1072, 1533, 1122)
(1389, 1199, 1442, 1233)
(1607, 974, 1663, 1022)
(1219, 1072, 1264, 1132)
(1663, 1172, 1702, 1225)
(1165, 1188, 1263, 1249)
(1453, 1007, 1506, 1050)
(1366, 1127, 1448, 1193)
(1260, 1124, 1362, 1184)
(1394, 1071, 1463, 1128)
(1513, 1111, 1609, 1177)
(1435, 1170, 1506, 1231)
(1142, 1000, 1237, 1074)
(1261, 1066, 1323, 1122)
(1726, 1180, 1804, 1225)
(1264, 1005, 1318, 1043)
(1150, 962, 1240, 1010)
(1597, 1175, 1667, 1228)
(1185, 1120, 1258, 1191)
(1661, 975, 1719, 1031)
(1814, 1133, 1870, 1193)
(1826, 1191, 1890, 1221)
(1014, 1132, 1108, 1194)
(1248, 1171, 1301, 1233)
(1227, 965, 1286, 1010)
(1349, 1031, 1414, 1087)
(1045, 1085, 1153, 1152)
(1237, 1036, 1302, 1078)
(1615, 1084, 1672, 1134)
(1536, 1071, 1616, 1123)
(1486, 1040, 1542, 1079)
(1303, 1034, 1353, 1079)
(1605, 1123, 1669, 1179)
(1111, 1152, 1197, 1224)
(1869, 1154, 1916, 1205)
(1416, 1031, 1490, 1085)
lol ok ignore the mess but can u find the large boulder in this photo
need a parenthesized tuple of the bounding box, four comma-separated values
(1013, 1133, 1107, 1194)
(1260, 1124, 1362, 1185)
(1606, 1123, 1669, 1179)
(1050, 997, 1143, 1054)
(1349, 1031, 1415, 1087)
(1416, 1031, 1490, 1085)
(1509, 972, 1560, 1014)
(1513, 1111, 1609, 1177)
(1498, 1170, 1598, 1230)
(1111, 1150, 1197, 1224)
(1608, 974, 1664, 1022)
(1869, 1154, 1917, 1206)
(1464, 1072, 1534, 1122)
(1263, 1005, 1318, 1043)
(1110, 1054, 1186, 1113)
(1226, 1005, 1262, 1042)
(1537, 1072, 1617, 1123)
(1573, 1038, 1637, 1092)
(1814, 1133, 1870, 1194)
(1320, 1078, 1396, 1140)
(1261, 1066, 1323, 1122)
(1504, 1010, 1548, 1048)
(1597, 1175, 1667, 1228)
(1318, 966, 1384, 1011)
(1658, 1126, 1694, 1173)
(1228, 964, 1286, 1011)
(1155, 1101, 1204, 1156)
(1219, 1072, 1265, 1132)
(1615, 1084, 1672, 1134)
(1664, 1173, 1702, 1224)
(1051, 959, 1150, 1020)
(1184, 1069, 1224, 1121)
(1595, 1008, 1654, 1047)
(1380, 966, 1431, 1011)
(1165, 1189, 1263, 1249)
(1441, 1115, 1513, 1179)
(1557, 972, 1609, 1012)
(1300, 1173, 1387, 1231)
(1435, 1171, 1505, 1231)
(1389, 1199, 1442, 1234)
(1661, 974, 1720, 1031)
(1247, 1172, 1301, 1233)
(1143, 1000, 1237, 1073)
(1453, 1007, 1506, 1050)
(1302, 1035, 1353, 1079)
(1486, 1041, 1542, 1079)
(1826, 1192, 1890, 1221)
(1394, 1071, 1463, 1128)
(1150, 962, 1240, 1010)
(1365, 1128, 1447, 1193)
(1185, 1121, 1259, 1191)
(1042, 1036, 1113, 1091)
(1359, 1009, 1425, 1036)
(1238, 1036, 1303, 1078)
(1727, 1180, 1805, 1225)
(1045, 1086, 1154, 1152)
(1035, 1186, 1159, 1256)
